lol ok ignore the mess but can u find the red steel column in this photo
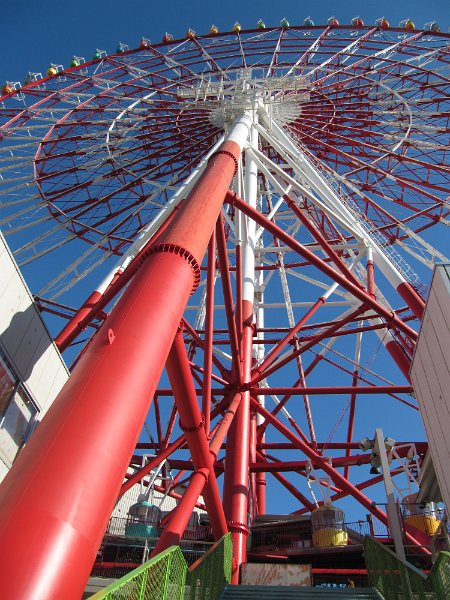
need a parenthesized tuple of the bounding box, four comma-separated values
(202, 232, 216, 435)
(397, 281, 425, 320)
(223, 300, 253, 583)
(55, 206, 180, 352)
(0, 116, 251, 600)
(151, 468, 209, 556)
(166, 327, 227, 539)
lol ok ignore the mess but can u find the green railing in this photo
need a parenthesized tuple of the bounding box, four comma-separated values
(364, 536, 450, 599)
(89, 534, 232, 600)
(89, 545, 187, 600)
(185, 533, 233, 600)
(428, 551, 450, 599)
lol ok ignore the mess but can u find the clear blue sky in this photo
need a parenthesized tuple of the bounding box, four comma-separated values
(1, 0, 448, 83)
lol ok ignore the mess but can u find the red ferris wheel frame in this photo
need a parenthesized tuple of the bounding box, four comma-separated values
(0, 23, 449, 598)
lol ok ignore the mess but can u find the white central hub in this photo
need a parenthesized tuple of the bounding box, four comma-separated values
(177, 70, 310, 128)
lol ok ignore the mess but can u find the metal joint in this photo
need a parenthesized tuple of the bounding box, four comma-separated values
(179, 415, 204, 433)
(209, 150, 239, 175)
(143, 242, 201, 293)
(227, 520, 249, 535)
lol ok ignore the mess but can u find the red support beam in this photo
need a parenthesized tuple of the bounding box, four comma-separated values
(151, 469, 209, 556)
(283, 194, 362, 288)
(253, 386, 413, 396)
(227, 191, 419, 343)
(344, 370, 359, 480)
(250, 398, 429, 556)
(256, 451, 316, 512)
(223, 300, 253, 582)
(252, 306, 366, 384)
(120, 435, 185, 497)
(202, 231, 216, 435)
(216, 216, 241, 382)
(209, 391, 243, 459)
(166, 326, 227, 540)
(256, 297, 325, 376)
(0, 133, 246, 599)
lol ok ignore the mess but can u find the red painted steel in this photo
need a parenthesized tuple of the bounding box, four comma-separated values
(256, 298, 325, 375)
(120, 435, 185, 497)
(256, 451, 316, 512)
(223, 299, 253, 583)
(251, 398, 430, 556)
(166, 326, 227, 539)
(0, 252, 194, 600)
(253, 386, 413, 395)
(54, 290, 102, 348)
(0, 139, 243, 599)
(216, 216, 241, 382)
(151, 468, 209, 556)
(284, 194, 362, 288)
(209, 391, 243, 459)
(397, 281, 425, 320)
(227, 191, 419, 343)
(202, 232, 216, 435)
(55, 204, 181, 352)
(386, 340, 413, 381)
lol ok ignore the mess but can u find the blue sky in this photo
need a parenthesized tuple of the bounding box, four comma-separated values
(1, 0, 448, 83)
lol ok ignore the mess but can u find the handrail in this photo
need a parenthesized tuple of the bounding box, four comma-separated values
(364, 536, 450, 599)
(88, 534, 233, 600)
(89, 545, 187, 600)
(186, 533, 233, 600)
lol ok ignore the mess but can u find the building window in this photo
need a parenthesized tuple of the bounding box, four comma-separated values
(0, 353, 38, 467)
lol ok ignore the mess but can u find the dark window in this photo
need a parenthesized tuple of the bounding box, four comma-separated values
(0, 351, 38, 466)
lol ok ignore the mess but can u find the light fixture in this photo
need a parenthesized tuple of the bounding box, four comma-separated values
(359, 433, 396, 476)
(358, 436, 373, 452)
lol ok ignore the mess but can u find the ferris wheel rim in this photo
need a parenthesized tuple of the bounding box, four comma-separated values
(1, 25, 448, 251)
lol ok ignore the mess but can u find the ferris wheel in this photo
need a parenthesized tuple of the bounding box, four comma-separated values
(0, 18, 449, 598)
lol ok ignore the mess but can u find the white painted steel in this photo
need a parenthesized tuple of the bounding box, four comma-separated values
(376, 427, 406, 562)
(257, 109, 416, 292)
(242, 121, 259, 304)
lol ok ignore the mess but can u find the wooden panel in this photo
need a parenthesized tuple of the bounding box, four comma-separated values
(241, 562, 312, 586)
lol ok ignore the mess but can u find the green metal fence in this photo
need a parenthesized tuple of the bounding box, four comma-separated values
(364, 536, 450, 600)
(89, 545, 187, 600)
(429, 551, 450, 599)
(185, 533, 233, 600)
(89, 534, 232, 600)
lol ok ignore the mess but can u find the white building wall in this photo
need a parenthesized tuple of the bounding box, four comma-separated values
(0, 231, 69, 474)
(411, 264, 450, 511)
(111, 465, 206, 524)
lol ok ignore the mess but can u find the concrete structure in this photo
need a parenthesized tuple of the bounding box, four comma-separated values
(0, 231, 69, 479)
(411, 264, 450, 510)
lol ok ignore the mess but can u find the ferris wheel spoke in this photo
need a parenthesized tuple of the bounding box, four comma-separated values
(312, 31, 425, 87)
(307, 27, 378, 79)
(290, 126, 447, 216)
(290, 113, 449, 182)
(287, 25, 331, 74)
(265, 29, 285, 78)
